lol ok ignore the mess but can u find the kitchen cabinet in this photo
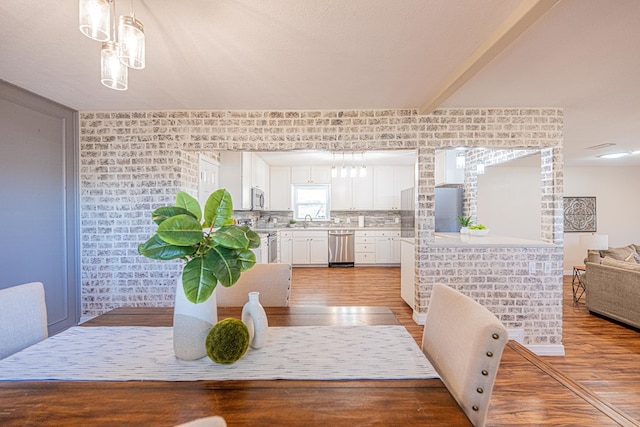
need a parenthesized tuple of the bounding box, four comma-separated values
(291, 166, 331, 184)
(331, 173, 373, 210)
(279, 230, 293, 264)
(291, 230, 328, 266)
(373, 166, 414, 210)
(435, 150, 464, 186)
(270, 167, 292, 210)
(219, 152, 270, 210)
(354, 230, 376, 265)
(251, 154, 269, 192)
(374, 230, 401, 264)
(219, 152, 253, 210)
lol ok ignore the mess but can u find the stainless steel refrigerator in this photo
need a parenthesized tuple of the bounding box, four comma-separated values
(435, 187, 463, 232)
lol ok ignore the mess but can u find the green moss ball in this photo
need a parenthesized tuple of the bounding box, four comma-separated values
(205, 318, 250, 364)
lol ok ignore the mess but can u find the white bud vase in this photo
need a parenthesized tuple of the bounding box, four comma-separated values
(242, 291, 268, 349)
(173, 278, 217, 360)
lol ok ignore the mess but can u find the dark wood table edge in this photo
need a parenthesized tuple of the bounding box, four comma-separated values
(507, 341, 640, 427)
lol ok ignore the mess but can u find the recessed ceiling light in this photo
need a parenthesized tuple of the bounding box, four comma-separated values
(597, 152, 631, 159)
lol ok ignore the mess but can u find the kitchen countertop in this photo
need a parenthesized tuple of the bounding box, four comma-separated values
(431, 232, 555, 248)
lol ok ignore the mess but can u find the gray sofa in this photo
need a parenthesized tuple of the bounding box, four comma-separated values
(584, 244, 640, 329)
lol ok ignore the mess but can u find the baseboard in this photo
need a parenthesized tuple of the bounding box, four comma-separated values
(412, 310, 426, 325)
(525, 344, 565, 356)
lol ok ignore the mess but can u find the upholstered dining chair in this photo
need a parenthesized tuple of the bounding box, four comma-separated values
(421, 284, 508, 427)
(0, 281, 48, 359)
(175, 415, 227, 427)
(216, 263, 292, 307)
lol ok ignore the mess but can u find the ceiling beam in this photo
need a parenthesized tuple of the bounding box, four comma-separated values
(418, 0, 561, 115)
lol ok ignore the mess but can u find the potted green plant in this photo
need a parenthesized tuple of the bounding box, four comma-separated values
(138, 189, 260, 303)
(457, 216, 472, 234)
(469, 223, 489, 236)
(289, 219, 297, 228)
(138, 188, 260, 360)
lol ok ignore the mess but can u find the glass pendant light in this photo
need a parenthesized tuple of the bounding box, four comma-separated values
(331, 152, 338, 178)
(79, 0, 111, 42)
(101, 41, 128, 90)
(118, 13, 145, 69)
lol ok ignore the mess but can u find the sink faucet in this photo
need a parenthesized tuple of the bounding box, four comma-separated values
(304, 214, 312, 228)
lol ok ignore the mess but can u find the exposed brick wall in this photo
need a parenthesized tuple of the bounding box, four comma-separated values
(79, 108, 563, 346)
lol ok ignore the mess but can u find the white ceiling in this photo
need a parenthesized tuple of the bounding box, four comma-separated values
(1, 0, 639, 167)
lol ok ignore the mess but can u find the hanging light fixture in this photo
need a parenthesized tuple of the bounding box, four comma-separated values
(118, 1, 145, 69)
(340, 152, 347, 178)
(331, 152, 338, 178)
(79, 0, 145, 90)
(79, 0, 111, 41)
(350, 152, 357, 178)
(101, 41, 128, 90)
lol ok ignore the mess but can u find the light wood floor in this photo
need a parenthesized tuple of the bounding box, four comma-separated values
(290, 266, 640, 426)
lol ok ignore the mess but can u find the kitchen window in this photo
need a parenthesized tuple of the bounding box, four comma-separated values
(292, 184, 330, 221)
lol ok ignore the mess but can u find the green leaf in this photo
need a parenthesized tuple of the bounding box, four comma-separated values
(175, 191, 202, 223)
(157, 214, 204, 246)
(206, 246, 243, 288)
(182, 257, 218, 303)
(236, 249, 257, 271)
(204, 189, 235, 228)
(138, 234, 197, 260)
(152, 206, 196, 225)
(211, 225, 252, 249)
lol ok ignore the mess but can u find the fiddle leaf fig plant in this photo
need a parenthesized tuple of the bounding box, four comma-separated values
(138, 189, 260, 304)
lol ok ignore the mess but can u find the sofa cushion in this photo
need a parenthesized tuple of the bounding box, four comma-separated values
(601, 256, 640, 272)
(599, 245, 637, 261)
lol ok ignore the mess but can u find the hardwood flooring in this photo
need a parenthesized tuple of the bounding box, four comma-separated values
(290, 266, 640, 426)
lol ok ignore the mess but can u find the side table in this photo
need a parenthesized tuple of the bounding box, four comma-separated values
(572, 265, 586, 303)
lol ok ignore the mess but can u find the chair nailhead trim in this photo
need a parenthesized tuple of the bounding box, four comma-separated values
(477, 387, 484, 393)
(486, 351, 494, 357)
(492, 333, 500, 339)
(472, 405, 479, 411)
(482, 370, 489, 376)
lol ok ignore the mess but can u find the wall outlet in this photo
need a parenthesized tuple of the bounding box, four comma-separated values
(395, 217, 400, 223)
(544, 262, 552, 274)
(334, 218, 339, 224)
(346, 218, 351, 224)
(528, 261, 536, 275)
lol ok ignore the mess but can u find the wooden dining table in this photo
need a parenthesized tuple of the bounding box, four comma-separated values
(0, 306, 471, 426)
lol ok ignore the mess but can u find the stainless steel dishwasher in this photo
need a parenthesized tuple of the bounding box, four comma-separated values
(328, 230, 355, 267)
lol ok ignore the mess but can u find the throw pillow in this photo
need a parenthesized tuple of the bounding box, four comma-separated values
(634, 252, 640, 265)
(599, 245, 636, 261)
(601, 256, 640, 272)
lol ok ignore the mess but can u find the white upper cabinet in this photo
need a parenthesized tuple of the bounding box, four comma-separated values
(291, 166, 331, 184)
(251, 154, 269, 191)
(331, 173, 373, 210)
(218, 152, 253, 210)
(435, 150, 464, 186)
(373, 165, 414, 210)
(270, 166, 292, 210)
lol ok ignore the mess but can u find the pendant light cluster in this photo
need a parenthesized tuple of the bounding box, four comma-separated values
(331, 152, 367, 179)
(79, 0, 145, 90)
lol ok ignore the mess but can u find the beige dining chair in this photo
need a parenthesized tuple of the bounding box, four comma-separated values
(0, 281, 48, 359)
(216, 263, 292, 307)
(175, 415, 227, 427)
(421, 283, 508, 427)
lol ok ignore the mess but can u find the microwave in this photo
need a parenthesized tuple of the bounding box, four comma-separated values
(251, 187, 264, 210)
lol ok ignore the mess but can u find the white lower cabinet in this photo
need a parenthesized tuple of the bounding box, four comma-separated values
(279, 231, 293, 264)
(355, 230, 401, 265)
(375, 231, 401, 265)
(291, 230, 328, 266)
